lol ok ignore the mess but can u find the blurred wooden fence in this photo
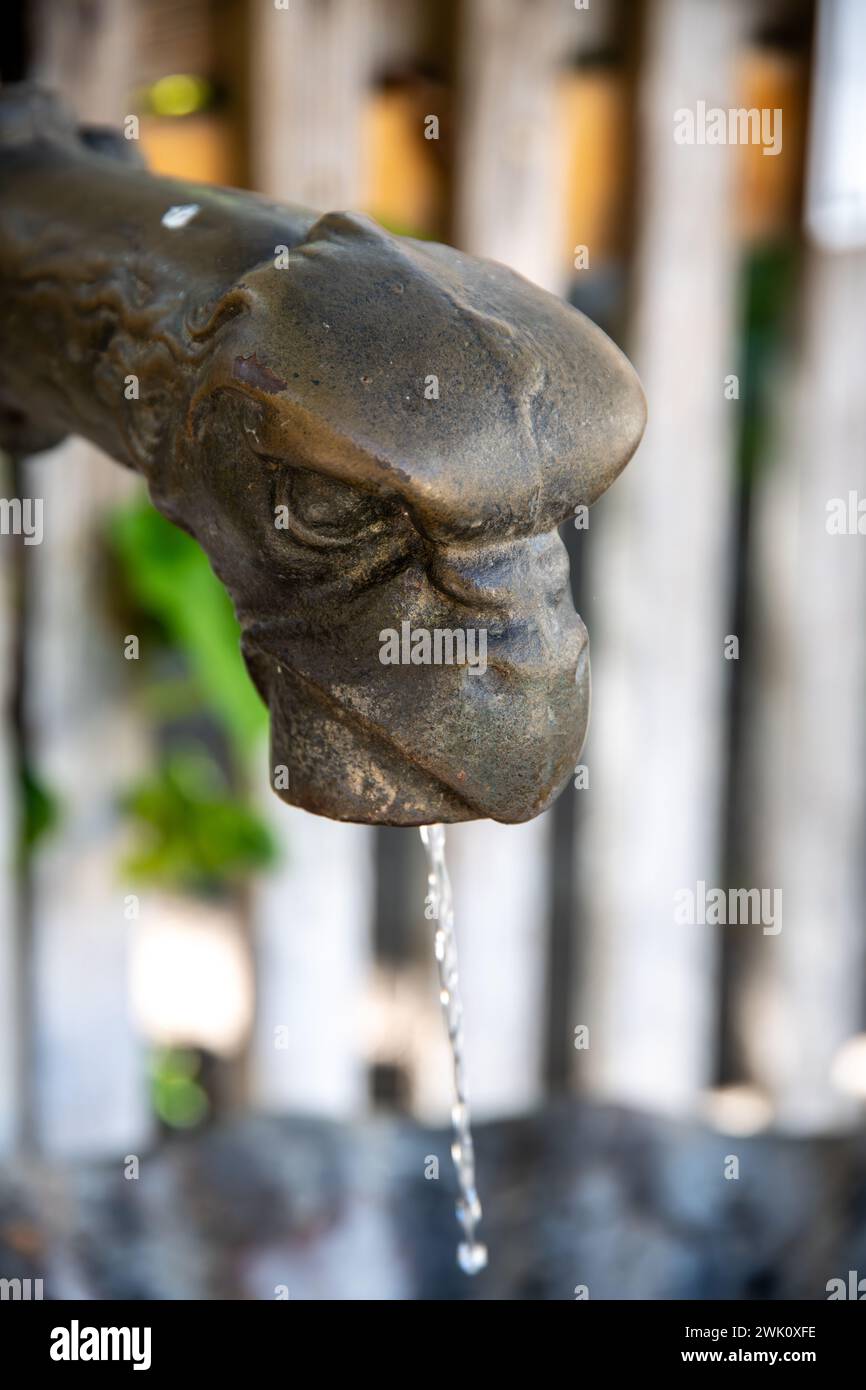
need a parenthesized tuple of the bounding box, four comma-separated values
(1, 0, 865, 1157)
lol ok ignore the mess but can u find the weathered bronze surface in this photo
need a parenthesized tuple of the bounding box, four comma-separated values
(0, 86, 645, 826)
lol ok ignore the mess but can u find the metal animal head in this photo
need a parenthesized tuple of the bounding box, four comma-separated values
(157, 213, 645, 823)
(0, 87, 645, 825)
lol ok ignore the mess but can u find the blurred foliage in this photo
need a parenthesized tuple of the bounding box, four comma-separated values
(107, 500, 266, 757)
(138, 73, 214, 118)
(106, 499, 277, 894)
(738, 238, 800, 486)
(19, 762, 60, 857)
(377, 217, 433, 241)
(120, 747, 276, 893)
(150, 1046, 209, 1130)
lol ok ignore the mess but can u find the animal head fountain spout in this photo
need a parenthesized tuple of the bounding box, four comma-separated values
(0, 84, 646, 825)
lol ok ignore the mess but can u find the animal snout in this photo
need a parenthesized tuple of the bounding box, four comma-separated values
(427, 533, 573, 616)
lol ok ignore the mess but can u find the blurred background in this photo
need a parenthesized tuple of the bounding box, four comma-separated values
(1, 0, 865, 1299)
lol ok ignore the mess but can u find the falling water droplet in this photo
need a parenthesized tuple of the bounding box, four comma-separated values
(457, 1240, 488, 1276)
(420, 822, 488, 1277)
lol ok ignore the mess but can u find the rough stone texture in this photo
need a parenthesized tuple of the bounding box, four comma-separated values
(1, 1102, 865, 1301)
(0, 85, 645, 826)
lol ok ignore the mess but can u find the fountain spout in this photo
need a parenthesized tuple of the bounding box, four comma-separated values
(0, 84, 645, 826)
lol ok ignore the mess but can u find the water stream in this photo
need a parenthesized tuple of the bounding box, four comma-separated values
(419, 823, 487, 1275)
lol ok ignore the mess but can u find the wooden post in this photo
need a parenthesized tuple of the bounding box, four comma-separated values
(252, 806, 374, 1116)
(740, 250, 866, 1130)
(30, 0, 138, 125)
(739, 0, 866, 1127)
(444, 819, 550, 1118)
(22, 441, 153, 1154)
(250, 0, 372, 211)
(248, 0, 377, 1119)
(577, 0, 745, 1113)
(454, 0, 575, 294)
(0, 457, 20, 1153)
(22, 0, 152, 1155)
(443, 0, 587, 1117)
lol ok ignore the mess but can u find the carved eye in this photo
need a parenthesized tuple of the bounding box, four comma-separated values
(277, 466, 388, 548)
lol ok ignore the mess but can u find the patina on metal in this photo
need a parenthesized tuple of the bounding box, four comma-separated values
(0, 85, 645, 826)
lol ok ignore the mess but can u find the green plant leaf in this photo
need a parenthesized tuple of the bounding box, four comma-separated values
(106, 501, 267, 755)
(20, 763, 60, 855)
(120, 747, 277, 893)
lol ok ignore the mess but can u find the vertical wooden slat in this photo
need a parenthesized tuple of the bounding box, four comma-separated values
(805, 0, 866, 253)
(544, 0, 627, 1093)
(250, 0, 372, 211)
(30, 0, 138, 124)
(23, 0, 152, 1155)
(23, 442, 152, 1154)
(741, 250, 866, 1129)
(248, 0, 377, 1118)
(454, 0, 573, 294)
(740, 0, 866, 1127)
(368, 0, 428, 74)
(0, 459, 20, 1152)
(577, 0, 744, 1113)
(444, 0, 582, 1118)
(252, 807, 375, 1116)
(446, 819, 550, 1118)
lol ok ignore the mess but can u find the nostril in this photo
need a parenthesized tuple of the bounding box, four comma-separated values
(429, 533, 575, 613)
(426, 548, 510, 610)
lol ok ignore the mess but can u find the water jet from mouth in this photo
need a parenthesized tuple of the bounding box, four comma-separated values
(420, 822, 487, 1276)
